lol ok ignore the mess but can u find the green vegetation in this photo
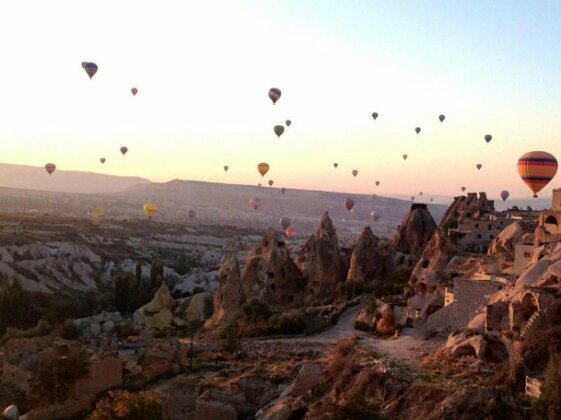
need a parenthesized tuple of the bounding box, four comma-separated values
(242, 299, 272, 321)
(61, 319, 82, 340)
(535, 353, 561, 420)
(0, 278, 34, 335)
(90, 390, 165, 420)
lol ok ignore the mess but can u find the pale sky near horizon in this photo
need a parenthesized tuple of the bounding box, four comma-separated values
(0, 0, 560, 201)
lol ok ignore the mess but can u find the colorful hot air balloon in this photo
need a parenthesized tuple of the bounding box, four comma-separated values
(372, 112, 379, 120)
(352, 169, 358, 177)
(476, 163, 482, 170)
(517, 151, 558, 197)
(143, 203, 158, 220)
(131, 87, 138, 96)
(279, 217, 291, 230)
(257, 163, 269, 177)
(375, 180, 380, 186)
(45, 163, 56, 175)
(100, 157, 106, 164)
(120, 146, 128, 156)
(439, 114, 445, 123)
(268, 180, 274, 187)
(415, 127, 421, 134)
(461, 186, 466, 192)
(484, 134, 492, 143)
(285, 120, 291, 127)
(249, 196, 260, 210)
(224, 165, 229, 172)
(274, 125, 284, 138)
(81, 62, 98, 79)
(500, 190, 510, 201)
(281, 187, 286, 195)
(402, 154, 408, 160)
(268, 88, 281, 104)
(333, 163, 338, 168)
(285, 227, 297, 238)
(344, 198, 355, 212)
(370, 211, 380, 222)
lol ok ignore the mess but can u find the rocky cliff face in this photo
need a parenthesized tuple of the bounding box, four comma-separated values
(389, 204, 437, 266)
(204, 255, 245, 330)
(241, 229, 304, 307)
(440, 192, 495, 228)
(346, 226, 385, 284)
(297, 212, 342, 304)
(488, 220, 535, 261)
(409, 229, 452, 293)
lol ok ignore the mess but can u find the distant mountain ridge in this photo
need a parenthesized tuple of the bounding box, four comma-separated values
(0, 163, 151, 194)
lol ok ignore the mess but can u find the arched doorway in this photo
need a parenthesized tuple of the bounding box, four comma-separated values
(521, 293, 539, 321)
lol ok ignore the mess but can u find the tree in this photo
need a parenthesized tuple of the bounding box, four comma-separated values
(535, 352, 561, 420)
(114, 272, 131, 315)
(150, 260, 164, 289)
(30, 350, 90, 405)
(0, 278, 33, 335)
(90, 390, 164, 420)
(175, 255, 189, 276)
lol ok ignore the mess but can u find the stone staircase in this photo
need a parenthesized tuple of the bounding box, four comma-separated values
(521, 311, 540, 339)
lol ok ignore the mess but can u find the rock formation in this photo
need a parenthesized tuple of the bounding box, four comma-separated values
(133, 283, 176, 329)
(346, 226, 385, 284)
(440, 192, 495, 228)
(488, 220, 535, 261)
(297, 212, 342, 304)
(409, 229, 452, 292)
(241, 229, 304, 307)
(204, 255, 245, 330)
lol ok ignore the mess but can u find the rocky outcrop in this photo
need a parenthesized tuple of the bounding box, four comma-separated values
(183, 292, 214, 323)
(409, 229, 452, 292)
(297, 212, 342, 304)
(204, 255, 245, 330)
(133, 283, 175, 329)
(488, 220, 535, 261)
(390, 204, 437, 265)
(346, 226, 385, 284)
(242, 229, 304, 307)
(440, 192, 495, 228)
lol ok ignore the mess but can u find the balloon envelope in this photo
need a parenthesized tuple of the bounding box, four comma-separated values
(268, 88, 281, 104)
(402, 154, 408, 160)
(484, 134, 492, 143)
(274, 125, 284, 138)
(372, 112, 378, 120)
(81, 62, 98, 79)
(285, 120, 291, 127)
(120, 146, 128, 155)
(370, 211, 380, 221)
(100, 157, 106, 164)
(344, 198, 355, 211)
(279, 217, 291, 230)
(143, 203, 158, 219)
(352, 169, 358, 177)
(476, 164, 482, 170)
(131, 87, 138, 96)
(268, 180, 274, 187)
(500, 190, 510, 201)
(249, 196, 260, 210)
(281, 187, 286, 195)
(415, 127, 421, 134)
(333, 163, 338, 168)
(285, 227, 297, 237)
(375, 180, 380, 186)
(517, 151, 558, 197)
(45, 163, 56, 175)
(439, 114, 445, 122)
(257, 163, 269, 177)
(188, 210, 196, 219)
(461, 186, 466, 192)
(224, 165, 229, 172)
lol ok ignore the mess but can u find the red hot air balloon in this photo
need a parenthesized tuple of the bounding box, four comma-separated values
(285, 227, 297, 237)
(131, 87, 138, 96)
(81, 62, 98, 79)
(344, 198, 355, 212)
(518, 151, 558, 197)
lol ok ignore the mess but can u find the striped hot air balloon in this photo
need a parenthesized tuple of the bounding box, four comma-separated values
(517, 151, 558, 197)
(268, 88, 281, 104)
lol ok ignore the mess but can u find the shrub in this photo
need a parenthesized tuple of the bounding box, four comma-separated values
(61, 319, 81, 340)
(243, 299, 272, 321)
(534, 352, 561, 420)
(331, 392, 382, 420)
(278, 313, 306, 335)
(90, 390, 164, 420)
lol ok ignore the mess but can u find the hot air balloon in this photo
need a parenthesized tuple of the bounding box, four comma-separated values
(430, 198, 434, 202)
(476, 163, 482, 170)
(411, 196, 415, 201)
(224, 165, 229, 172)
(143, 203, 158, 220)
(517, 151, 558, 197)
(285, 227, 297, 238)
(249, 196, 260, 210)
(176, 210, 186, 220)
(281, 187, 286, 195)
(372, 112, 378, 120)
(268, 88, 281, 104)
(279, 217, 291, 230)
(415, 127, 421, 134)
(257, 163, 269, 177)
(188, 210, 196, 219)
(344, 198, 355, 212)
(120, 147, 128, 156)
(375, 180, 380, 186)
(268, 180, 274, 187)
(461, 186, 466, 192)
(274, 125, 284, 138)
(500, 190, 510, 201)
(88, 207, 105, 224)
(420, 192, 423, 196)
(131, 87, 138, 96)
(100, 157, 106, 164)
(370, 211, 380, 221)
(352, 169, 358, 177)
(484, 134, 492, 143)
(372, 194, 377, 199)
(333, 163, 338, 168)
(45, 163, 56, 175)
(81, 62, 98, 79)
(286, 120, 291, 127)
(402, 154, 408, 160)
(439, 114, 445, 123)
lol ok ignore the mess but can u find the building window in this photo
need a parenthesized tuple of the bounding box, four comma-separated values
(488, 224, 492, 230)
(475, 223, 479, 228)
(477, 234, 482, 239)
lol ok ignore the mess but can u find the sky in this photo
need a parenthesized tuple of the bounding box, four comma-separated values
(0, 0, 560, 201)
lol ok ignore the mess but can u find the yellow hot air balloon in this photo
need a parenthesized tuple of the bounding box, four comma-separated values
(143, 203, 158, 220)
(88, 207, 105, 225)
(518, 151, 558, 197)
(45, 163, 56, 175)
(257, 162, 269, 177)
